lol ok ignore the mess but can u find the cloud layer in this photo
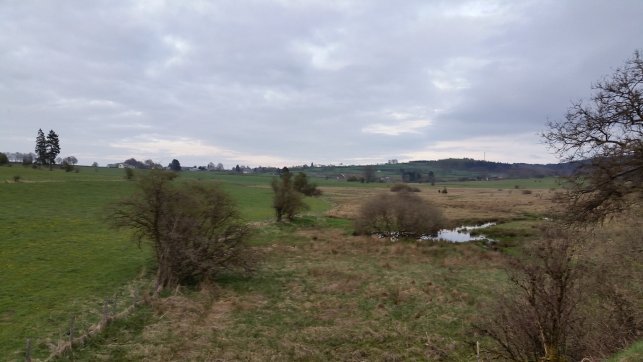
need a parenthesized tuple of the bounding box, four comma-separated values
(1, 0, 642, 167)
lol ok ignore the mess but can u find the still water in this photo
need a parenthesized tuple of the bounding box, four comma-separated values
(421, 222, 496, 243)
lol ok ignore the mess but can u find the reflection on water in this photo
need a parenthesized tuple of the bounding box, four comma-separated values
(422, 222, 496, 243)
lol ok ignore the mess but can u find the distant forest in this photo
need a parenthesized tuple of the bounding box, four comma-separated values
(286, 158, 579, 183)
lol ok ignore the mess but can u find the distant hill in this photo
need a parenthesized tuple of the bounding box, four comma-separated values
(288, 158, 578, 182)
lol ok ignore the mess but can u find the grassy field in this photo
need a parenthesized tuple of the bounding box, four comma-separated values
(3, 166, 638, 360)
(0, 171, 151, 358)
(0, 166, 325, 359)
(60, 224, 508, 361)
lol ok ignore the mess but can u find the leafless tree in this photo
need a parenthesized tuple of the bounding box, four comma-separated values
(544, 51, 643, 223)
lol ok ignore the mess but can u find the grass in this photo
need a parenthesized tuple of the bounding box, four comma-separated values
(608, 340, 643, 362)
(0, 178, 150, 359)
(0, 165, 567, 360)
(56, 225, 509, 361)
(0, 166, 329, 359)
(440, 176, 562, 190)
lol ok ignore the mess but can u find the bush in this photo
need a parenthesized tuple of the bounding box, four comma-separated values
(108, 170, 254, 291)
(476, 224, 642, 360)
(354, 191, 444, 237)
(63, 161, 74, 172)
(293, 172, 322, 196)
(521, 189, 532, 195)
(124, 167, 134, 180)
(13, 175, 20, 183)
(390, 183, 420, 192)
(0, 152, 8, 165)
(271, 168, 308, 221)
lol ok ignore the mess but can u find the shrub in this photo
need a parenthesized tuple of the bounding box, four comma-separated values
(124, 167, 134, 180)
(108, 170, 254, 291)
(63, 161, 74, 172)
(521, 189, 532, 195)
(354, 191, 444, 237)
(271, 168, 308, 221)
(13, 175, 20, 183)
(0, 152, 8, 165)
(293, 172, 322, 196)
(390, 183, 420, 192)
(476, 225, 642, 360)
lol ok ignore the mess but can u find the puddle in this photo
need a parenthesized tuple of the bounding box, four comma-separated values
(421, 222, 496, 243)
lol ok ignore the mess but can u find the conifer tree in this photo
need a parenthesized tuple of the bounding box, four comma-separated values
(45, 130, 61, 169)
(35, 129, 47, 166)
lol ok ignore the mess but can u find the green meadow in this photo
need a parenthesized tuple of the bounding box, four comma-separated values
(0, 166, 326, 359)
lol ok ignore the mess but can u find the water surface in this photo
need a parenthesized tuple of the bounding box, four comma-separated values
(422, 222, 496, 243)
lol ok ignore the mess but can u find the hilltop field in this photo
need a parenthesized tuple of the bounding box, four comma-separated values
(1, 165, 632, 360)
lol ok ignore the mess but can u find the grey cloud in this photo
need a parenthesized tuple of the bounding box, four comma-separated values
(1, 0, 642, 166)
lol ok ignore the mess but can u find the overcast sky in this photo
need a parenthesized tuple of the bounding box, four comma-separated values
(1, 0, 642, 168)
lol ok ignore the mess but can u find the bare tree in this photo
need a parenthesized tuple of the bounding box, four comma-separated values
(544, 51, 643, 223)
(108, 170, 254, 291)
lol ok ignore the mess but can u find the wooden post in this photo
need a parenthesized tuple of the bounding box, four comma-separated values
(24, 338, 31, 362)
(102, 299, 109, 325)
(476, 340, 480, 362)
(69, 315, 75, 359)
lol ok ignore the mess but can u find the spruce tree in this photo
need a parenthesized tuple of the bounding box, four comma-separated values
(35, 129, 47, 166)
(45, 130, 61, 169)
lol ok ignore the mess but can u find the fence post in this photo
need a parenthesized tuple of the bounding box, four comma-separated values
(69, 315, 75, 358)
(24, 338, 31, 362)
(102, 299, 109, 325)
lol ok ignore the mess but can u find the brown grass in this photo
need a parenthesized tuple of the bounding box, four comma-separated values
(81, 224, 508, 360)
(323, 186, 555, 225)
(64, 185, 555, 360)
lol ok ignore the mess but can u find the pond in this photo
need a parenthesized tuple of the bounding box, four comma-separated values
(421, 222, 496, 243)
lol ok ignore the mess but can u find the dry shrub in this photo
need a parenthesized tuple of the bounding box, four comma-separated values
(476, 224, 642, 361)
(354, 191, 445, 237)
(576, 215, 643, 357)
(476, 229, 587, 361)
(390, 183, 421, 192)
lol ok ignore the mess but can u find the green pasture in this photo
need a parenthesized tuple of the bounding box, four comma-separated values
(0, 178, 148, 359)
(0, 166, 327, 359)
